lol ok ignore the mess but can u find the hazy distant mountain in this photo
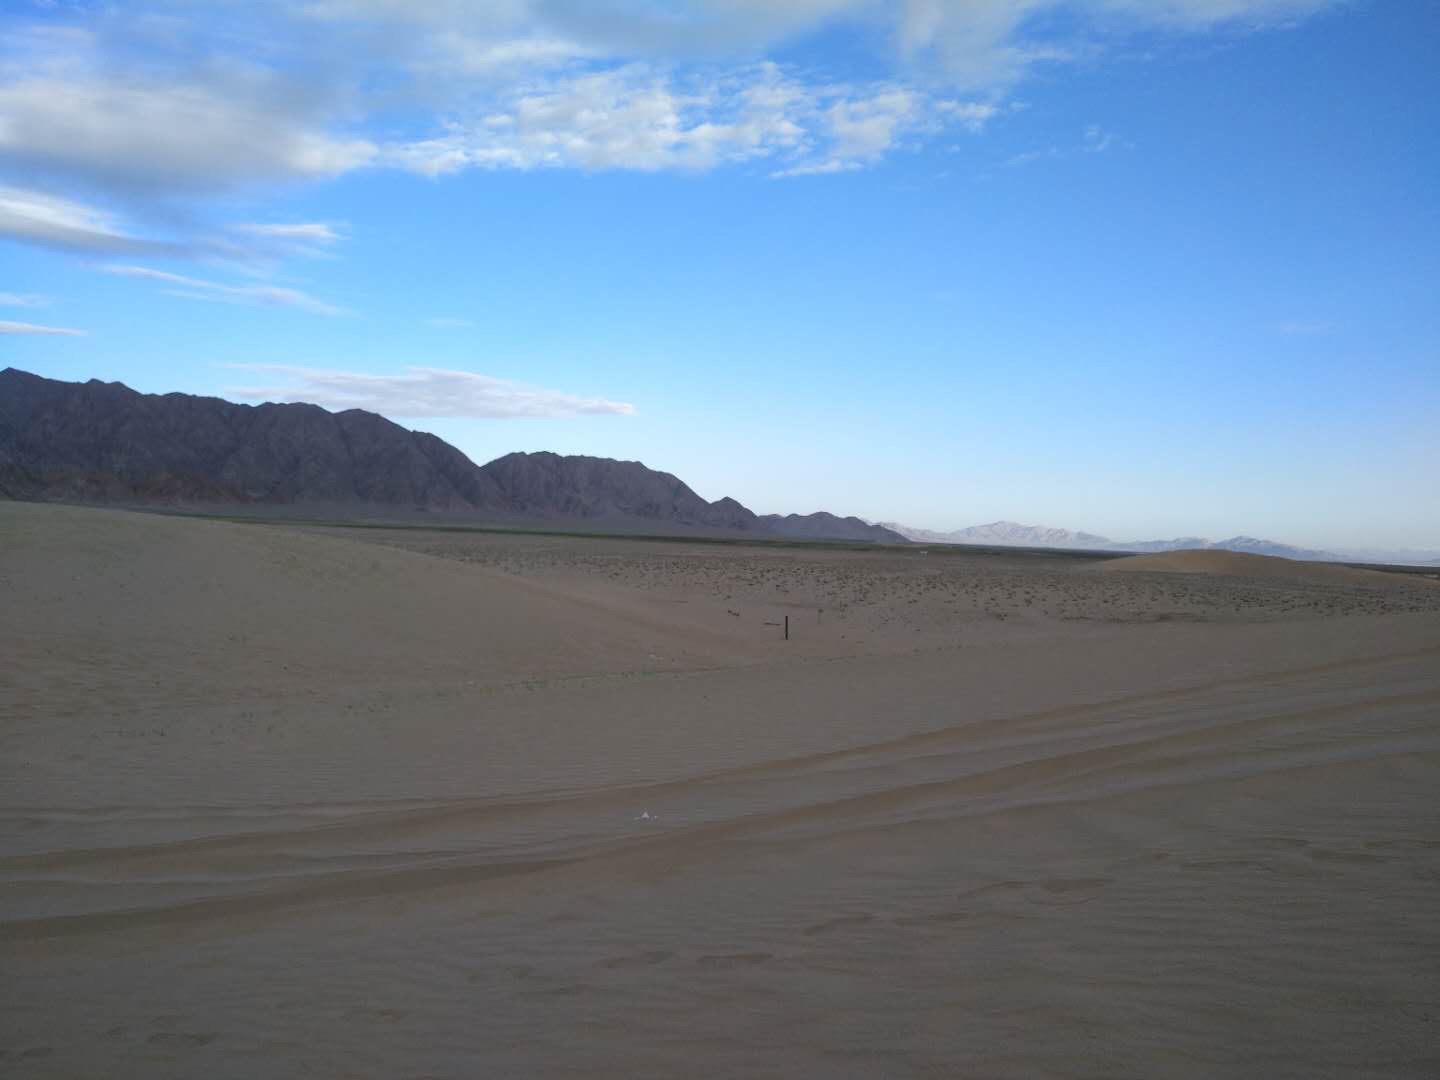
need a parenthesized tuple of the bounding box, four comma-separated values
(881, 518, 1342, 561)
(760, 512, 907, 544)
(1329, 547, 1440, 567)
(886, 520, 1115, 549)
(0, 369, 893, 542)
(1204, 536, 1335, 560)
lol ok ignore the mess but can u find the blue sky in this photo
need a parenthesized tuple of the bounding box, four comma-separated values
(2, 0, 1436, 550)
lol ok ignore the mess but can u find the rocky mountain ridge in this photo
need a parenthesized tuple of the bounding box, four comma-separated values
(758, 512, 906, 544)
(0, 368, 906, 543)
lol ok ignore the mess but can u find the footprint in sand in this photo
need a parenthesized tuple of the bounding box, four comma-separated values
(1179, 858, 1272, 873)
(1251, 836, 1310, 851)
(601, 950, 673, 968)
(539, 984, 591, 997)
(893, 910, 983, 927)
(1104, 851, 1171, 871)
(696, 952, 771, 967)
(803, 914, 877, 936)
(1028, 877, 1114, 905)
(1307, 848, 1387, 865)
(346, 1007, 408, 1023)
(893, 879, 1073, 926)
(1366, 838, 1440, 851)
(147, 1032, 219, 1048)
(956, 880, 1027, 901)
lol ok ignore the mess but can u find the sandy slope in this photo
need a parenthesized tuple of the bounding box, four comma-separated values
(1099, 546, 1438, 586)
(3, 503, 1439, 1078)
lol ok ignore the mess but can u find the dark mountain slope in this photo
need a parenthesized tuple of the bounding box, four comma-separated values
(1, 369, 895, 541)
(478, 451, 762, 531)
(0, 368, 499, 508)
(760, 512, 907, 544)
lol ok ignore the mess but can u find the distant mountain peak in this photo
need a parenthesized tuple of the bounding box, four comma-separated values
(881, 516, 1343, 561)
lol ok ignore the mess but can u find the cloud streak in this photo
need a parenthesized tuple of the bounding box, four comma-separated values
(0, 320, 87, 336)
(0, 186, 193, 256)
(224, 364, 636, 419)
(103, 264, 346, 316)
(0, 292, 50, 307)
(234, 223, 344, 244)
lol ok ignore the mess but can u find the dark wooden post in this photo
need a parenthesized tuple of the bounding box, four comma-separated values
(784, 615, 789, 640)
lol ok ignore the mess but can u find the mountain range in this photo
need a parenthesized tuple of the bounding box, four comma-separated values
(0, 368, 907, 543)
(4, 369, 1429, 562)
(878, 520, 1394, 563)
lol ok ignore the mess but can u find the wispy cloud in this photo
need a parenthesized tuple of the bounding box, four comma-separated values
(103, 264, 347, 316)
(1083, 124, 1122, 153)
(0, 185, 191, 256)
(771, 158, 861, 179)
(1005, 123, 1130, 167)
(233, 223, 344, 244)
(0, 292, 50, 307)
(0, 188, 342, 264)
(224, 364, 636, 419)
(0, 320, 87, 336)
(1005, 145, 1063, 167)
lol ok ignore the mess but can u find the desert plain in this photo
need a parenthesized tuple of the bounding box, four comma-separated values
(3, 500, 1440, 1078)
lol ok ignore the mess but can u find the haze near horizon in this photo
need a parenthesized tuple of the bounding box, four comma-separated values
(2, 0, 1436, 550)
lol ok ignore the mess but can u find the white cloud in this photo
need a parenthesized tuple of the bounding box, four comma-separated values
(897, 0, 1054, 88)
(298, 0, 866, 56)
(896, 0, 1335, 86)
(0, 187, 346, 264)
(770, 159, 861, 179)
(1097, 0, 1334, 28)
(0, 320, 86, 336)
(103, 265, 346, 316)
(235, 223, 344, 244)
(0, 185, 187, 255)
(0, 0, 1339, 208)
(938, 100, 1002, 132)
(387, 63, 992, 178)
(0, 292, 49, 307)
(1005, 144, 1062, 167)
(1083, 124, 1121, 152)
(1005, 123, 1128, 166)
(0, 76, 376, 195)
(387, 63, 813, 174)
(828, 89, 922, 159)
(224, 364, 636, 419)
(231, 221, 346, 260)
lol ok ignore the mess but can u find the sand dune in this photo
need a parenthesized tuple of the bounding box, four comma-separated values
(4, 504, 1440, 1078)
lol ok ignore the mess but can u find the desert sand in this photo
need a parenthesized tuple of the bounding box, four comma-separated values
(3, 502, 1439, 1078)
(1098, 546, 1432, 586)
